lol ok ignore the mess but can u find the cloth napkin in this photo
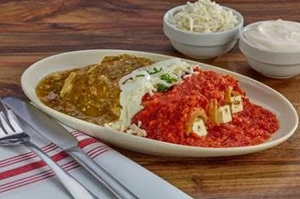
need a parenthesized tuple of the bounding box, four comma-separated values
(0, 125, 193, 199)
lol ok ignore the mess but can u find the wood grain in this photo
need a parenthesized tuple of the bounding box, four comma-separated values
(0, 0, 300, 198)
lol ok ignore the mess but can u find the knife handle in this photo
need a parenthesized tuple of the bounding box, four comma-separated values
(68, 147, 139, 199)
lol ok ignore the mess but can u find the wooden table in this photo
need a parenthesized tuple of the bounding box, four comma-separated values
(0, 0, 299, 198)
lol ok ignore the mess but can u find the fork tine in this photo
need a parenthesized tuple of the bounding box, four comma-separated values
(0, 113, 31, 145)
(0, 114, 9, 135)
(0, 98, 15, 132)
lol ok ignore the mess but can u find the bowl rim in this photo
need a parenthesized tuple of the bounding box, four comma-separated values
(163, 4, 244, 36)
(240, 20, 300, 54)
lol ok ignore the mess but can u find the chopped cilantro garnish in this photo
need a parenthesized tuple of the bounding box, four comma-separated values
(136, 74, 145, 77)
(148, 67, 162, 75)
(155, 84, 169, 92)
(160, 73, 177, 84)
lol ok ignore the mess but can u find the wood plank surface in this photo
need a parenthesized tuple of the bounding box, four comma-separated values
(0, 0, 299, 198)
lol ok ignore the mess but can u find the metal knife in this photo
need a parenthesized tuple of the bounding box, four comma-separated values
(2, 97, 139, 199)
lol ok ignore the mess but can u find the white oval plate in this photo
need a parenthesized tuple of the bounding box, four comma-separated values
(21, 50, 298, 157)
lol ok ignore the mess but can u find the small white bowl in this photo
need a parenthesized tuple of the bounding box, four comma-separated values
(239, 21, 300, 79)
(163, 5, 244, 59)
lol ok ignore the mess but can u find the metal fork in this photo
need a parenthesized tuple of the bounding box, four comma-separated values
(0, 99, 99, 199)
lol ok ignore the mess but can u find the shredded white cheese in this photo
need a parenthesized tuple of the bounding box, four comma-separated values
(125, 122, 148, 137)
(169, 0, 238, 33)
(105, 58, 199, 134)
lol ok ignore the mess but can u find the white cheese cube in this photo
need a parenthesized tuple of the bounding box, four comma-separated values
(192, 119, 208, 136)
(217, 105, 232, 123)
(230, 95, 243, 113)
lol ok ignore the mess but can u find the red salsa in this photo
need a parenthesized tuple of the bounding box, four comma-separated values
(132, 69, 279, 147)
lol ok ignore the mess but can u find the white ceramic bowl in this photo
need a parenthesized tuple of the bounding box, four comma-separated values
(239, 21, 300, 79)
(163, 5, 244, 59)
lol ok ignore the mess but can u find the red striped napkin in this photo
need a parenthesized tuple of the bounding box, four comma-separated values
(0, 130, 193, 199)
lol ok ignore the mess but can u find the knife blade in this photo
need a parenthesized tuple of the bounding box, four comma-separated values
(2, 97, 139, 199)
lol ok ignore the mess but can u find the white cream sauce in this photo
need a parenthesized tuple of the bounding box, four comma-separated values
(105, 58, 198, 133)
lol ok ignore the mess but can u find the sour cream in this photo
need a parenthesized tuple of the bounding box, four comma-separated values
(243, 20, 300, 51)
